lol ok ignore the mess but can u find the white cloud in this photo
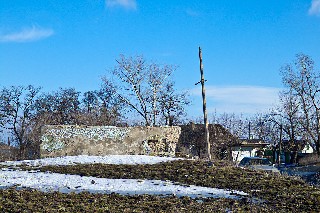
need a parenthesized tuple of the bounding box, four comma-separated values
(191, 85, 281, 114)
(309, 0, 320, 16)
(106, 0, 137, 10)
(0, 26, 54, 43)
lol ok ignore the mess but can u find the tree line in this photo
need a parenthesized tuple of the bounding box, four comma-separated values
(211, 53, 320, 163)
(0, 55, 190, 159)
(1, 53, 319, 161)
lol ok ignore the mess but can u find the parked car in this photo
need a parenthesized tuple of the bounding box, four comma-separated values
(238, 157, 280, 173)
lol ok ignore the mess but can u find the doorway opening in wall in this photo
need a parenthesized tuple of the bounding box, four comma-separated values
(162, 139, 169, 152)
(147, 139, 158, 153)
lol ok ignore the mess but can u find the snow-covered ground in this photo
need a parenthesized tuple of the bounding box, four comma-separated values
(0, 155, 248, 199)
(0, 155, 183, 167)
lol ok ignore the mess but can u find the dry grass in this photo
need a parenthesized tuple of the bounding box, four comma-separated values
(1, 159, 319, 212)
(299, 154, 320, 166)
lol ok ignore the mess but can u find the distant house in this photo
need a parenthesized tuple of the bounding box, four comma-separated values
(231, 139, 269, 162)
(0, 143, 18, 161)
(273, 139, 311, 164)
(301, 143, 313, 154)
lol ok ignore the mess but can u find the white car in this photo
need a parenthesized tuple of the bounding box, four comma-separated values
(238, 157, 280, 173)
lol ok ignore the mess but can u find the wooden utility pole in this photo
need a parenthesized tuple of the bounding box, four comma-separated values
(278, 124, 283, 165)
(248, 121, 251, 140)
(196, 47, 211, 160)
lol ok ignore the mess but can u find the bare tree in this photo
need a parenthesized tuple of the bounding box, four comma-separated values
(147, 63, 173, 125)
(0, 85, 41, 159)
(82, 91, 99, 113)
(158, 82, 190, 126)
(103, 55, 150, 125)
(79, 86, 121, 126)
(217, 113, 247, 139)
(281, 53, 320, 154)
(34, 88, 81, 125)
(34, 86, 121, 127)
(278, 89, 304, 163)
(103, 55, 187, 126)
(249, 113, 270, 140)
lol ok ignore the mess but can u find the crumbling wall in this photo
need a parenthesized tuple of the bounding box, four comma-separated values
(0, 143, 18, 162)
(177, 123, 238, 159)
(40, 125, 181, 157)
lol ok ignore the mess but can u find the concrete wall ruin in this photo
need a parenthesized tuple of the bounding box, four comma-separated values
(40, 125, 181, 157)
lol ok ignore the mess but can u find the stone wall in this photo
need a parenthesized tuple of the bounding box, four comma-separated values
(40, 125, 181, 157)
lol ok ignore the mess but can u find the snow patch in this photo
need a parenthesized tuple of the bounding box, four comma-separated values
(0, 169, 247, 199)
(0, 155, 183, 167)
(0, 155, 248, 200)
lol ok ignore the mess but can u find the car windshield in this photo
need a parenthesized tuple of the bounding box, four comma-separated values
(240, 158, 271, 166)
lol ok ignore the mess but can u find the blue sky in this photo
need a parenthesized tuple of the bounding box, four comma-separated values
(1, 0, 320, 118)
